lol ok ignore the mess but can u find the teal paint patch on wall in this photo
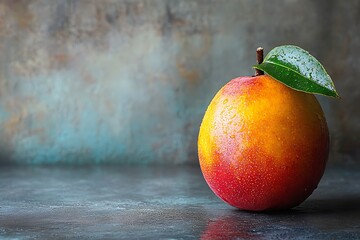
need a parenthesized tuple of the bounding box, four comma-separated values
(0, 0, 359, 164)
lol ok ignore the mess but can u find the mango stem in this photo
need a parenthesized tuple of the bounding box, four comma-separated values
(255, 47, 264, 76)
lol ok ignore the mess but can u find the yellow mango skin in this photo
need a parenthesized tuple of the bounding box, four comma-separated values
(198, 75, 329, 211)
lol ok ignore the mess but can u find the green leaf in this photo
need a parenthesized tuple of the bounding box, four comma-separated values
(253, 45, 339, 98)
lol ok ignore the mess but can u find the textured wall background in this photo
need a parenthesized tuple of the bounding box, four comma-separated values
(0, 0, 358, 164)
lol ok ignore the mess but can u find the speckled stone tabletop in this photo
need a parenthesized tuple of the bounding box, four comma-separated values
(0, 165, 359, 239)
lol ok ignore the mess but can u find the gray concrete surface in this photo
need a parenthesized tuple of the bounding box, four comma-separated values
(0, 165, 359, 239)
(0, 0, 359, 164)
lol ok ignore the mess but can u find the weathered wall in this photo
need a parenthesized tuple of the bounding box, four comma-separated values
(0, 0, 358, 164)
